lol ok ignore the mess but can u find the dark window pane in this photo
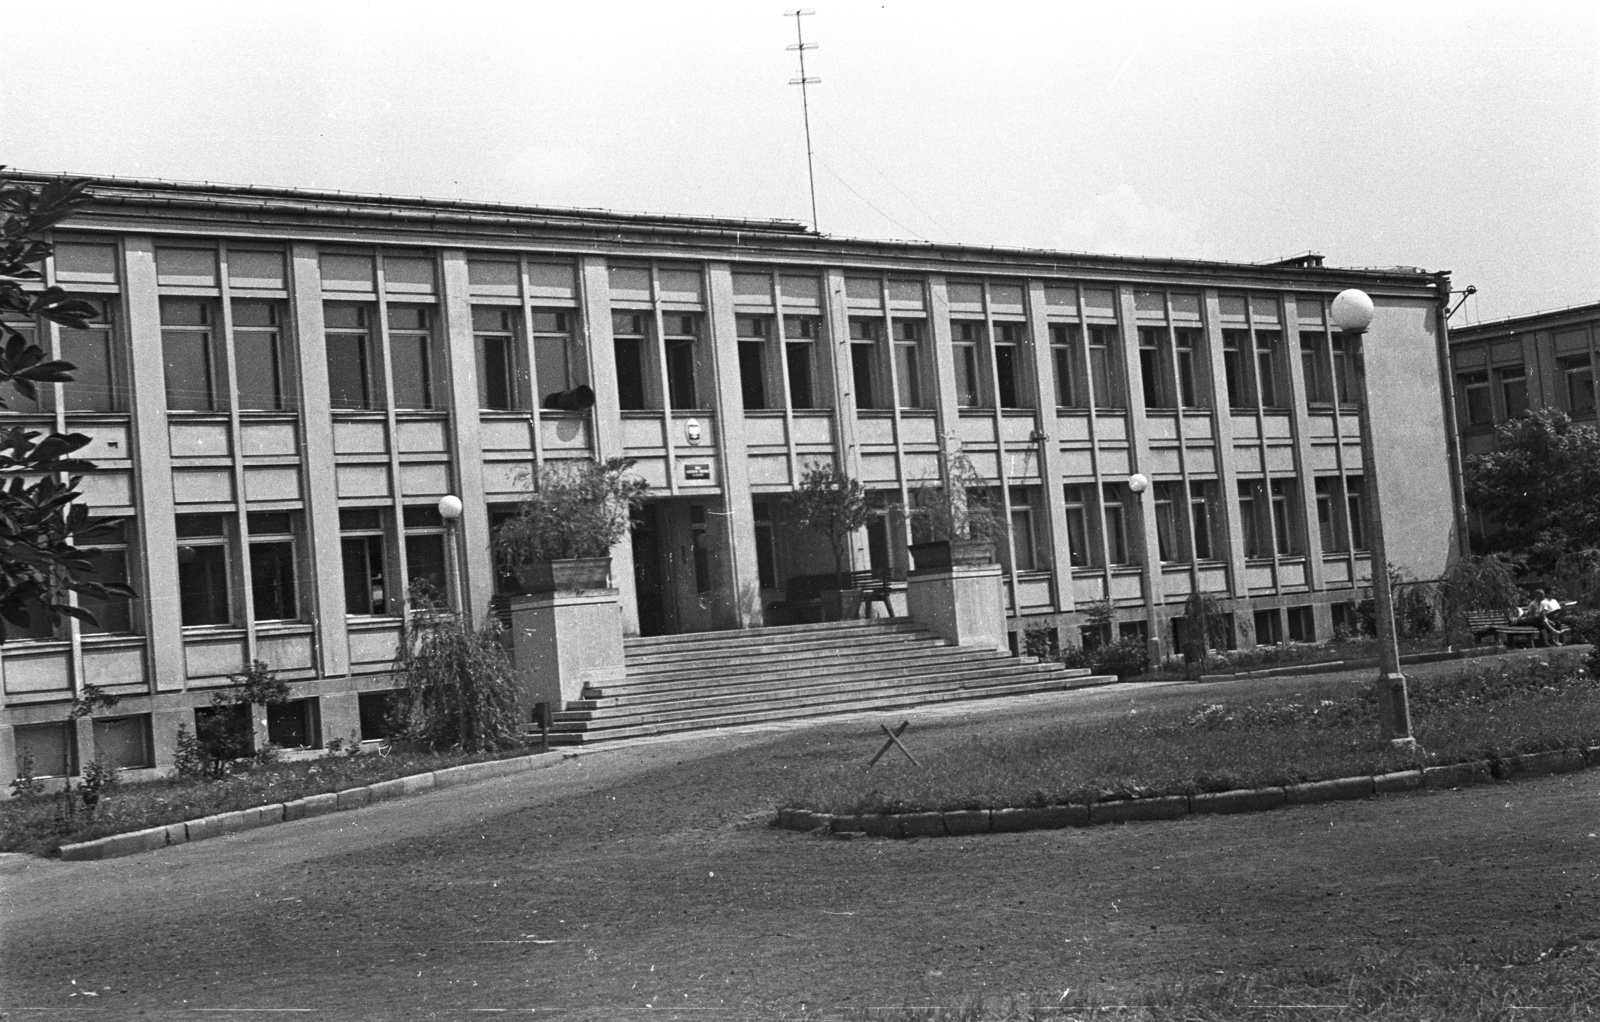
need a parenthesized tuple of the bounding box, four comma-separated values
(267, 699, 316, 748)
(392, 333, 432, 409)
(250, 541, 298, 620)
(59, 328, 117, 412)
(163, 329, 215, 411)
(852, 345, 876, 409)
(614, 337, 646, 410)
(405, 534, 447, 600)
(786, 344, 814, 409)
(235, 327, 283, 410)
(79, 548, 133, 635)
(177, 544, 230, 626)
(342, 535, 388, 615)
(326, 334, 371, 410)
(665, 338, 696, 408)
(738, 341, 766, 409)
(534, 334, 571, 402)
(93, 715, 153, 770)
(478, 333, 516, 410)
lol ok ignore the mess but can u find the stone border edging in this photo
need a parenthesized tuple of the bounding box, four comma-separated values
(57, 751, 563, 862)
(774, 745, 1600, 839)
(1197, 644, 1514, 683)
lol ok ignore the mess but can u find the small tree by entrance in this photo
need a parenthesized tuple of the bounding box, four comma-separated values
(788, 462, 873, 592)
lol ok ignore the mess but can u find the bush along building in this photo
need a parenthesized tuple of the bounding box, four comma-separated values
(1, 173, 1465, 780)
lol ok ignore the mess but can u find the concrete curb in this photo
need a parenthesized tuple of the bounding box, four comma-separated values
(1197, 644, 1530, 683)
(775, 744, 1600, 840)
(58, 751, 559, 862)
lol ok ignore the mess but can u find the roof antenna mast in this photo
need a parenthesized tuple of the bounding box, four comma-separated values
(786, 8, 820, 232)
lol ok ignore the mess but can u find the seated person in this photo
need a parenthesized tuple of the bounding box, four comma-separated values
(1526, 589, 1566, 643)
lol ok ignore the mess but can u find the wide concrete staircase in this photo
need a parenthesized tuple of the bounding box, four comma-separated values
(545, 619, 1116, 745)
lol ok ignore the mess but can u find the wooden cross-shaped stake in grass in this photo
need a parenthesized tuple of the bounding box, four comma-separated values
(867, 720, 922, 769)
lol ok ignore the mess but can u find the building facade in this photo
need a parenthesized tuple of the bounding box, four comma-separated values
(2, 174, 1464, 785)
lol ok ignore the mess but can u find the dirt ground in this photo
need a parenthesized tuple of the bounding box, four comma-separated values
(3, 665, 1598, 1021)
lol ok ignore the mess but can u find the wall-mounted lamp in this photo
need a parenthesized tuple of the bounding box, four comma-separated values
(1127, 473, 1149, 495)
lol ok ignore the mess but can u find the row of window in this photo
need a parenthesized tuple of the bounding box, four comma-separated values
(1457, 357, 1592, 428)
(4, 296, 1368, 421)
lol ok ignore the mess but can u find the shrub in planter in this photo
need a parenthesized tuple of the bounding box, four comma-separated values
(494, 457, 650, 590)
(390, 583, 522, 753)
(905, 454, 1005, 569)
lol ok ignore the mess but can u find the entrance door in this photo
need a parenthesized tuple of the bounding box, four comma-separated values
(631, 504, 671, 636)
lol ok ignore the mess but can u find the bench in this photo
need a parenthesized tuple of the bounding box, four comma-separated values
(1464, 609, 1552, 648)
(773, 570, 896, 624)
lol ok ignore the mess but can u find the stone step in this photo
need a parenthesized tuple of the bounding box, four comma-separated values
(595, 650, 1078, 699)
(568, 659, 1072, 717)
(622, 633, 951, 674)
(622, 618, 919, 653)
(546, 671, 1118, 744)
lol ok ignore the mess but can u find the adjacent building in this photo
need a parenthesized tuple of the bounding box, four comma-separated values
(2, 173, 1464, 785)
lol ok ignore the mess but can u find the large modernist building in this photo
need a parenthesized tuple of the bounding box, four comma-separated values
(2, 173, 1464, 784)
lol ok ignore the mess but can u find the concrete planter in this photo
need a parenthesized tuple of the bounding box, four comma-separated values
(908, 539, 995, 571)
(516, 557, 612, 595)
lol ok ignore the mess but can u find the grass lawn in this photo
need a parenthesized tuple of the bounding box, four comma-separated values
(856, 937, 1600, 1020)
(786, 650, 1600, 816)
(0, 741, 551, 857)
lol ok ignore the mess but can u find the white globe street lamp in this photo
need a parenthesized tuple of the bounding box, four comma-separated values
(1127, 473, 1149, 495)
(1332, 289, 1413, 744)
(437, 494, 464, 616)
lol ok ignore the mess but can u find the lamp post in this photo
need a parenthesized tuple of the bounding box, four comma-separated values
(437, 494, 464, 618)
(1331, 289, 1413, 744)
(1127, 473, 1156, 665)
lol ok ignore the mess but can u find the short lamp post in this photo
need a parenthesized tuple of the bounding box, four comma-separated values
(1331, 289, 1414, 745)
(437, 494, 464, 618)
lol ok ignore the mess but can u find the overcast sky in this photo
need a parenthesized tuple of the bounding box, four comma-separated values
(8, 1, 1596, 323)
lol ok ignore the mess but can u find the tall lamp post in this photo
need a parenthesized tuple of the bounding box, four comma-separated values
(1127, 472, 1155, 665)
(437, 494, 464, 618)
(1331, 289, 1414, 744)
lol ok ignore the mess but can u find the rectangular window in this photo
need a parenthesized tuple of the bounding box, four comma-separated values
(92, 714, 154, 771)
(531, 310, 574, 407)
(894, 319, 925, 409)
(736, 315, 768, 410)
(1088, 326, 1122, 408)
(1007, 487, 1039, 571)
(1173, 328, 1201, 408)
(267, 698, 319, 749)
(59, 298, 122, 412)
(1562, 357, 1594, 415)
(849, 317, 881, 410)
(953, 321, 983, 407)
(1063, 484, 1094, 568)
(79, 521, 135, 635)
(1256, 331, 1284, 408)
(389, 305, 434, 410)
(994, 323, 1024, 408)
(1346, 475, 1367, 551)
(783, 315, 818, 409)
(340, 508, 391, 616)
(1497, 365, 1527, 419)
(1189, 481, 1215, 560)
(1238, 479, 1269, 558)
(176, 515, 231, 626)
(161, 298, 220, 412)
(1459, 371, 1492, 425)
(754, 502, 777, 590)
(1270, 478, 1301, 555)
(1102, 483, 1133, 565)
(403, 505, 448, 605)
(1138, 327, 1167, 409)
(473, 307, 523, 410)
(1315, 477, 1344, 553)
(1153, 481, 1181, 562)
(358, 691, 397, 740)
(1254, 608, 1284, 645)
(1301, 331, 1334, 405)
(1287, 606, 1316, 642)
(324, 303, 374, 410)
(14, 721, 75, 778)
(248, 512, 299, 622)
(1331, 334, 1356, 405)
(612, 312, 648, 411)
(1223, 329, 1253, 408)
(1050, 323, 1082, 408)
(663, 314, 700, 410)
(233, 301, 286, 411)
